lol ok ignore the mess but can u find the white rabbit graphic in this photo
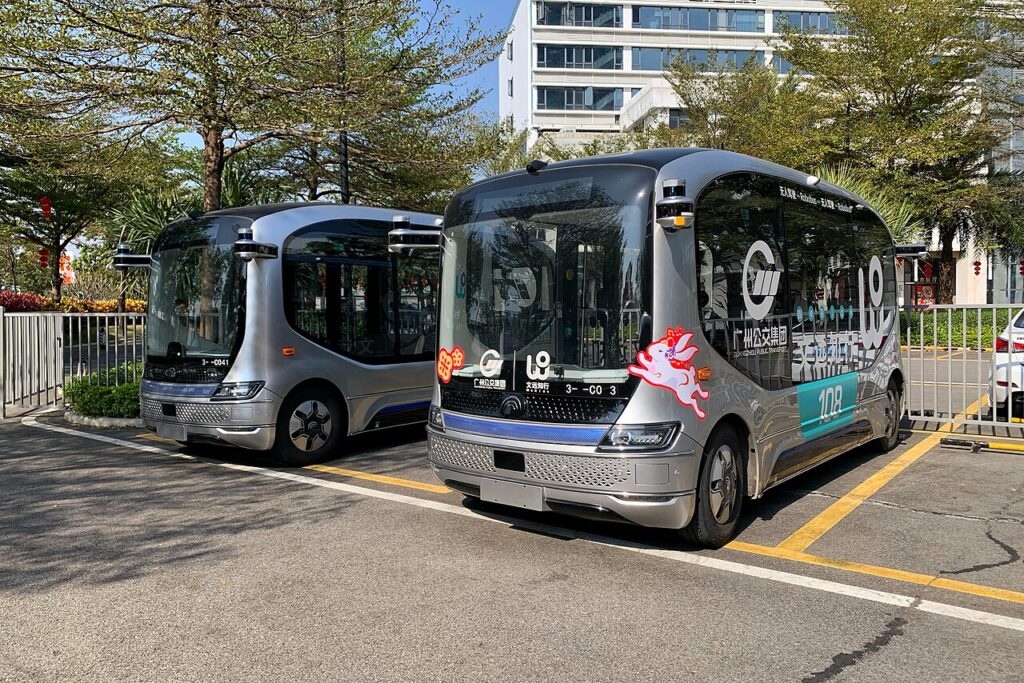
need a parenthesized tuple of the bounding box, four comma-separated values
(628, 327, 710, 419)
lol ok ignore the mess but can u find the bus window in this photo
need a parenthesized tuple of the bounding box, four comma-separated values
(851, 205, 897, 366)
(395, 252, 438, 359)
(695, 174, 790, 390)
(783, 198, 859, 383)
(284, 223, 395, 362)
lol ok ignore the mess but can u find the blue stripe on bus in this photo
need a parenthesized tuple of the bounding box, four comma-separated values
(140, 380, 217, 397)
(442, 412, 608, 445)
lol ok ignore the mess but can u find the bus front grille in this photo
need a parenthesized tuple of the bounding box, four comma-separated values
(429, 433, 636, 489)
(141, 399, 230, 425)
(440, 387, 627, 424)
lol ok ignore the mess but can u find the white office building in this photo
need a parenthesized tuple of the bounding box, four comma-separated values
(499, 0, 839, 147)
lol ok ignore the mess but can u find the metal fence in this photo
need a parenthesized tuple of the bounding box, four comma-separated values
(0, 308, 146, 418)
(901, 303, 1024, 431)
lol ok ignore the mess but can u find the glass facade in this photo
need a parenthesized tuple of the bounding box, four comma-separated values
(774, 12, 847, 35)
(537, 44, 623, 70)
(632, 6, 764, 32)
(537, 86, 623, 111)
(536, 2, 622, 28)
(632, 47, 763, 71)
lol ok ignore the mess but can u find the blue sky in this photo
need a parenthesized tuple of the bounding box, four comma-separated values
(441, 0, 515, 117)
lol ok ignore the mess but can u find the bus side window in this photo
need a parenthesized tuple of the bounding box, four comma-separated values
(783, 199, 859, 383)
(694, 173, 791, 390)
(395, 249, 438, 358)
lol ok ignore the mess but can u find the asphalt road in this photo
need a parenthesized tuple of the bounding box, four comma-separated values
(1, 412, 1022, 681)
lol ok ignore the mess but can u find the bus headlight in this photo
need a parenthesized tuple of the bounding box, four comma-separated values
(210, 381, 265, 401)
(429, 404, 444, 430)
(598, 423, 678, 451)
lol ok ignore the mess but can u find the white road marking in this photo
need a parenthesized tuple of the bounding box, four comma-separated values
(21, 414, 1024, 634)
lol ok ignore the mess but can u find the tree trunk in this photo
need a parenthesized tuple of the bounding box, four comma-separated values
(938, 227, 956, 305)
(201, 126, 225, 212)
(337, 0, 350, 204)
(50, 239, 62, 301)
(5, 246, 16, 291)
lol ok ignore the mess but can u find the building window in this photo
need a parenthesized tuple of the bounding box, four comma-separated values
(772, 54, 793, 75)
(537, 44, 623, 70)
(632, 47, 763, 72)
(508, 78, 513, 97)
(668, 108, 688, 129)
(537, 86, 624, 111)
(632, 6, 765, 33)
(631, 87, 642, 98)
(507, 41, 513, 61)
(774, 11, 847, 35)
(537, 2, 623, 28)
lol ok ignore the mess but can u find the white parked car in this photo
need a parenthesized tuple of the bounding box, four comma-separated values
(989, 308, 1024, 409)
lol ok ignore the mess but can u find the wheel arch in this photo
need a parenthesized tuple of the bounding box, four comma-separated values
(704, 413, 755, 497)
(279, 378, 349, 435)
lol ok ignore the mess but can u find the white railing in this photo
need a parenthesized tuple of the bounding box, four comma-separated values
(0, 309, 146, 418)
(901, 303, 1024, 431)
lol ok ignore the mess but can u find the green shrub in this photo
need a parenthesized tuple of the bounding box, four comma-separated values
(64, 361, 143, 418)
(899, 309, 1023, 349)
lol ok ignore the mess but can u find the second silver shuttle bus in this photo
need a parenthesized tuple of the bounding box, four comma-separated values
(407, 148, 902, 547)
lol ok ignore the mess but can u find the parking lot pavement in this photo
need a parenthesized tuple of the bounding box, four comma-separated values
(2, 414, 1023, 681)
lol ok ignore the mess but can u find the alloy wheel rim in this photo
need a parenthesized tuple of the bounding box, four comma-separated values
(289, 400, 333, 452)
(708, 445, 738, 524)
(885, 388, 900, 441)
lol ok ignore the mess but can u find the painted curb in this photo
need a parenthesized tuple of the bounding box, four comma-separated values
(63, 410, 143, 429)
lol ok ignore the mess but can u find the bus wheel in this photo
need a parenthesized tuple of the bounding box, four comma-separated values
(876, 379, 903, 453)
(272, 388, 344, 467)
(681, 428, 745, 548)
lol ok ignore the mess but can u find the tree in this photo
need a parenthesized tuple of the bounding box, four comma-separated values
(0, 124, 173, 300)
(2, 1, 502, 211)
(777, 0, 1009, 302)
(665, 54, 839, 170)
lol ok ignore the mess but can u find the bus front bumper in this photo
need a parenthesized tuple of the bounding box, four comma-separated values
(140, 387, 278, 451)
(427, 429, 697, 530)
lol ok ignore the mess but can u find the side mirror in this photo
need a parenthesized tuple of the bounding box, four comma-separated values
(113, 244, 152, 270)
(234, 226, 278, 262)
(388, 216, 442, 254)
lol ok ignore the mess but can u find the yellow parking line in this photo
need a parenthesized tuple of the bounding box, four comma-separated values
(936, 349, 964, 361)
(136, 432, 180, 446)
(305, 463, 451, 495)
(727, 540, 1024, 606)
(776, 397, 985, 552)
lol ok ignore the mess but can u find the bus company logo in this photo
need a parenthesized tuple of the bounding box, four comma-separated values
(437, 346, 465, 383)
(628, 327, 710, 420)
(479, 349, 503, 378)
(526, 351, 551, 381)
(499, 392, 528, 418)
(859, 255, 892, 350)
(742, 240, 781, 321)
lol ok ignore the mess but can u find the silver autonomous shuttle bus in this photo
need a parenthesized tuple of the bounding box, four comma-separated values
(399, 149, 902, 547)
(138, 203, 440, 466)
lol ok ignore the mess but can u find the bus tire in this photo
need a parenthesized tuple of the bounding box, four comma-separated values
(271, 386, 345, 467)
(875, 378, 903, 453)
(680, 427, 745, 548)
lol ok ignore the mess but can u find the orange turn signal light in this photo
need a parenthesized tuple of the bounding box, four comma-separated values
(282, 347, 296, 357)
(697, 367, 712, 381)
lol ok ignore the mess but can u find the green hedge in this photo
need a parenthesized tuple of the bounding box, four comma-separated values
(64, 361, 143, 418)
(899, 309, 1022, 349)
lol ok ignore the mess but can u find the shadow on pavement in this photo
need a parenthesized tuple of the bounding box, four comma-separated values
(0, 421, 357, 595)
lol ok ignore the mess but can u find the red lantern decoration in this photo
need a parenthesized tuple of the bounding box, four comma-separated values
(39, 197, 52, 219)
(973, 260, 982, 276)
(1019, 260, 1024, 277)
(923, 262, 933, 280)
(38, 247, 49, 270)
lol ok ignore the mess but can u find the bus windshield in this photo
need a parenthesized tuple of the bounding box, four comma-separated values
(439, 165, 653, 397)
(147, 216, 248, 361)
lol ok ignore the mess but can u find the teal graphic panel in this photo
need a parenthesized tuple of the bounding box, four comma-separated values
(796, 372, 859, 440)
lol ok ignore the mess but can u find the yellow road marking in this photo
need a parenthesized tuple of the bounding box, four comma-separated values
(136, 432, 180, 446)
(777, 397, 985, 552)
(727, 540, 1024, 606)
(936, 349, 964, 361)
(305, 463, 451, 494)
